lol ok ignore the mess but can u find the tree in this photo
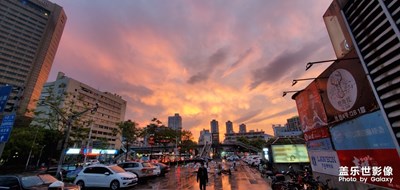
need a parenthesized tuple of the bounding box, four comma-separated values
(30, 87, 94, 148)
(115, 120, 141, 161)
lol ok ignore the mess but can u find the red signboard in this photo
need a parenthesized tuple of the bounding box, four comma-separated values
(318, 58, 379, 124)
(304, 127, 330, 141)
(336, 149, 400, 189)
(294, 82, 328, 133)
(148, 135, 155, 145)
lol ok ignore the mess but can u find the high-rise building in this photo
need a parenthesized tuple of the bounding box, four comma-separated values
(225, 120, 234, 134)
(239, 123, 246, 133)
(210, 119, 219, 145)
(0, 0, 67, 118)
(210, 119, 219, 133)
(198, 129, 212, 145)
(32, 72, 126, 149)
(168, 113, 182, 131)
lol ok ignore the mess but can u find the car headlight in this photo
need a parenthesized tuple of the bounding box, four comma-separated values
(121, 177, 133, 180)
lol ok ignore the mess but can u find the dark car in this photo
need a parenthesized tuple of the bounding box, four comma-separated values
(0, 174, 80, 190)
(39, 167, 68, 180)
(155, 163, 170, 176)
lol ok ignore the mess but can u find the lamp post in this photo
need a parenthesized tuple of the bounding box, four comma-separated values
(282, 90, 303, 97)
(39, 101, 99, 179)
(305, 57, 358, 71)
(36, 145, 46, 168)
(291, 77, 328, 86)
(83, 122, 93, 166)
(25, 127, 39, 170)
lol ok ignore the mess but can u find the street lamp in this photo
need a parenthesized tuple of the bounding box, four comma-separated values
(305, 57, 358, 71)
(282, 90, 303, 97)
(39, 101, 99, 178)
(83, 121, 94, 166)
(291, 77, 328, 86)
(291, 78, 319, 86)
(36, 145, 46, 168)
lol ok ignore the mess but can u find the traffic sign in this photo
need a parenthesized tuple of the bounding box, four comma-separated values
(0, 86, 12, 113)
(0, 113, 16, 143)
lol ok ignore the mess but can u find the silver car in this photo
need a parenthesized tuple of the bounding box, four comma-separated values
(117, 162, 156, 179)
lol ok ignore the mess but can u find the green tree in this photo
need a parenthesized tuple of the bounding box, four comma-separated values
(115, 120, 141, 161)
(249, 138, 267, 149)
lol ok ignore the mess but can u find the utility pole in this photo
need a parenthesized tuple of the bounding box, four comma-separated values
(40, 101, 99, 179)
(83, 122, 93, 165)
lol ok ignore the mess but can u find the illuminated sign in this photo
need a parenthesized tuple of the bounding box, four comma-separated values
(271, 144, 309, 163)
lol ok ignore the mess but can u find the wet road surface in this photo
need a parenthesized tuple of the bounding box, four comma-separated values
(132, 161, 272, 190)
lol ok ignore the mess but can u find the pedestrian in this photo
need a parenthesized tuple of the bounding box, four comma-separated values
(197, 163, 208, 190)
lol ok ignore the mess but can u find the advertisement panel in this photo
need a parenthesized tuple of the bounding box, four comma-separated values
(309, 150, 341, 176)
(271, 144, 309, 163)
(304, 126, 330, 142)
(330, 111, 396, 150)
(294, 82, 328, 133)
(317, 59, 379, 124)
(336, 149, 400, 189)
(306, 138, 333, 151)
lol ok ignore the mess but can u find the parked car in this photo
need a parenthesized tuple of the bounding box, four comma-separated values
(150, 163, 161, 176)
(248, 157, 261, 166)
(226, 155, 240, 161)
(117, 162, 156, 179)
(0, 174, 80, 190)
(154, 163, 170, 176)
(65, 166, 84, 182)
(73, 164, 138, 190)
(39, 167, 68, 180)
(84, 159, 100, 166)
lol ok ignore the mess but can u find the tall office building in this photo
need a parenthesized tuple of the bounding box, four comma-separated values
(210, 119, 219, 133)
(225, 120, 234, 134)
(324, 0, 400, 146)
(0, 0, 66, 117)
(239, 123, 247, 133)
(32, 72, 126, 149)
(168, 113, 182, 131)
(210, 119, 219, 145)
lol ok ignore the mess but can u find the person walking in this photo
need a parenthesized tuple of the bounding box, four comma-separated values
(197, 163, 208, 190)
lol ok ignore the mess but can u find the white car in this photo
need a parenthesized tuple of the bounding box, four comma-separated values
(248, 156, 261, 166)
(74, 164, 138, 190)
(226, 155, 240, 161)
(150, 163, 161, 176)
(117, 162, 157, 179)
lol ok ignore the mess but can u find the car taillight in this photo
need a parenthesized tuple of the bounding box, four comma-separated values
(141, 168, 147, 172)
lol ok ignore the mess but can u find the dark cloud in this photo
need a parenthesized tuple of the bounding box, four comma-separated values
(247, 107, 298, 124)
(249, 39, 327, 90)
(187, 47, 229, 84)
(234, 108, 263, 124)
(187, 72, 209, 84)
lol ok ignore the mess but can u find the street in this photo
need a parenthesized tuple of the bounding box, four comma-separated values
(131, 161, 272, 190)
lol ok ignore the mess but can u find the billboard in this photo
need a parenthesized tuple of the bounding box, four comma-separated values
(306, 138, 333, 151)
(330, 111, 396, 150)
(318, 59, 379, 124)
(336, 149, 400, 189)
(304, 126, 330, 142)
(271, 144, 309, 163)
(309, 150, 341, 176)
(294, 81, 328, 133)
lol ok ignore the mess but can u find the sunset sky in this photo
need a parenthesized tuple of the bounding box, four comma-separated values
(49, 0, 335, 141)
